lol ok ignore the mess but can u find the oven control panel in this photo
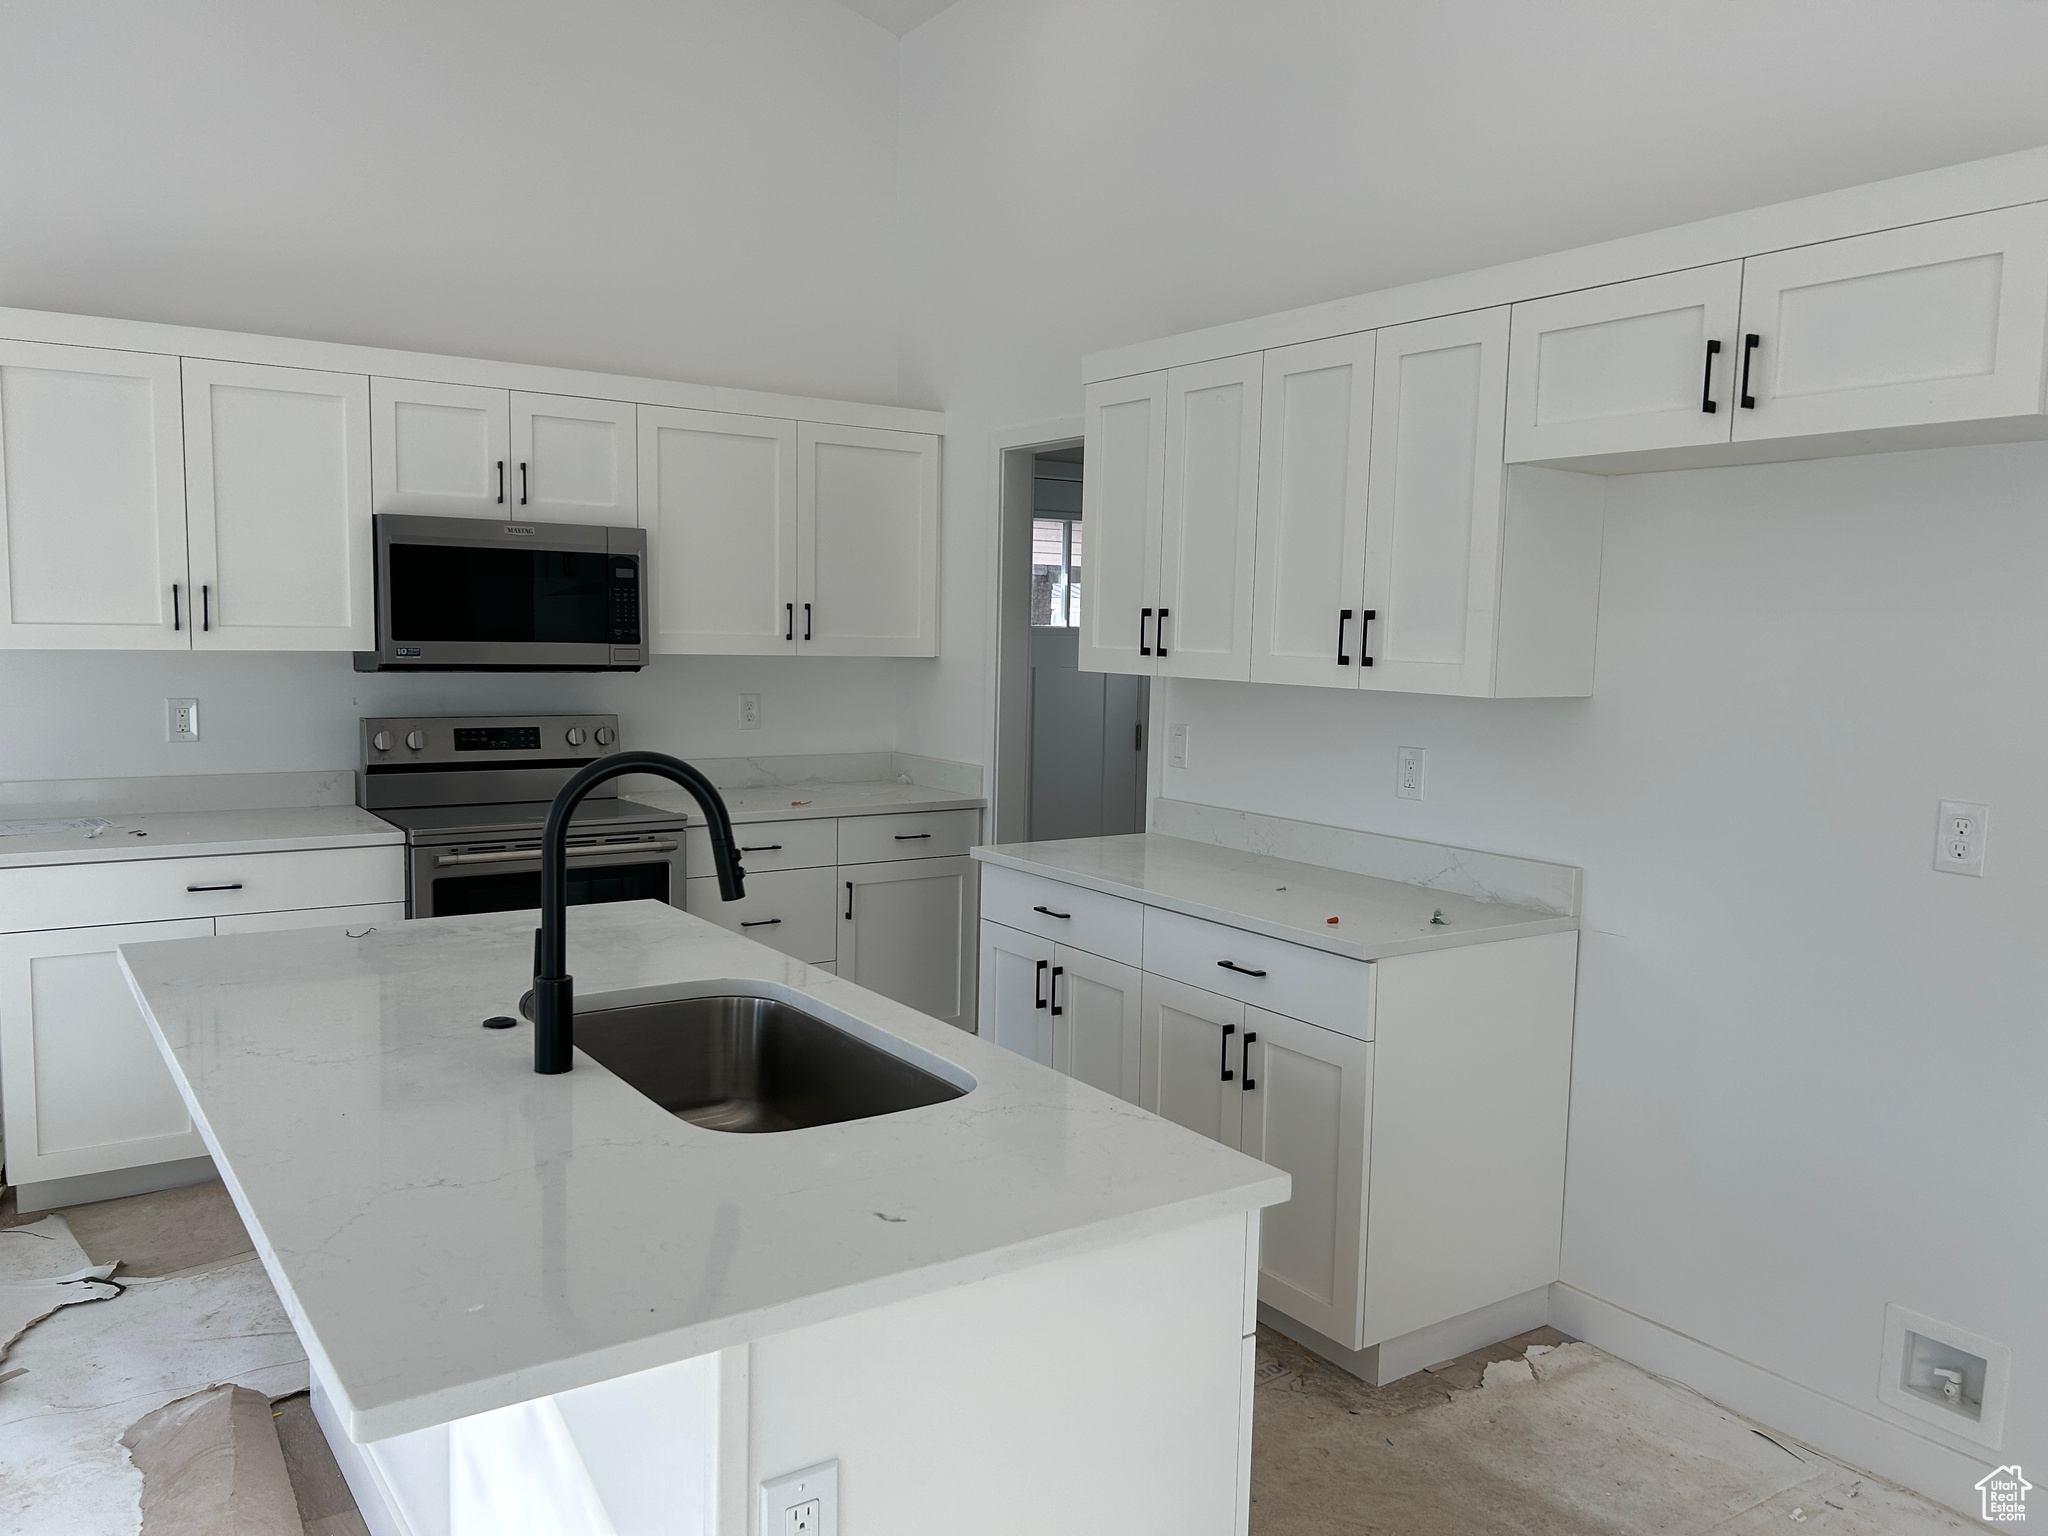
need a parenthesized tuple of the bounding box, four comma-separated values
(361, 714, 621, 767)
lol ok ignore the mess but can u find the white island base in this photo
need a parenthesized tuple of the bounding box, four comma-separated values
(319, 1210, 1261, 1536)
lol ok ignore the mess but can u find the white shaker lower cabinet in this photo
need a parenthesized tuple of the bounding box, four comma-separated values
(1141, 971, 1246, 1146)
(685, 865, 837, 965)
(978, 922, 1057, 1066)
(1053, 946, 1142, 1103)
(839, 855, 977, 1031)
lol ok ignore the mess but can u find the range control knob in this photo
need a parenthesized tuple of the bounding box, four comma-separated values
(594, 726, 617, 746)
(405, 730, 426, 751)
(371, 731, 393, 753)
(565, 727, 587, 747)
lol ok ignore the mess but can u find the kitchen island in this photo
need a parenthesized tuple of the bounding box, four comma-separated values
(119, 899, 1285, 1535)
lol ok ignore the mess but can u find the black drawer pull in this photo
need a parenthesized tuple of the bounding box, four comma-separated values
(1032, 904, 1071, 919)
(1156, 607, 1170, 658)
(187, 881, 243, 893)
(1217, 960, 1267, 978)
(894, 833, 932, 841)
(844, 881, 853, 920)
(496, 460, 505, 504)
(1219, 1021, 1236, 1082)
(1740, 333, 1760, 409)
(1336, 608, 1352, 665)
(171, 583, 181, 632)
(739, 844, 783, 853)
(740, 918, 782, 928)
(1242, 1030, 1258, 1092)
(519, 461, 529, 505)
(1140, 606, 1153, 656)
(1034, 957, 1048, 1009)
(785, 602, 794, 642)
(1700, 337, 1722, 414)
(1359, 609, 1376, 667)
(1049, 965, 1064, 1017)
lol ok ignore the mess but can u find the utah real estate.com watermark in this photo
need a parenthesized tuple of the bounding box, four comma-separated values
(1979, 1466, 2030, 1523)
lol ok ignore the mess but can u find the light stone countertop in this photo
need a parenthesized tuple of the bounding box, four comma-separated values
(630, 779, 985, 824)
(119, 900, 1285, 1442)
(0, 804, 404, 871)
(974, 834, 1578, 961)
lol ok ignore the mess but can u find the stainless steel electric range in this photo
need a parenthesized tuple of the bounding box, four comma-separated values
(358, 713, 688, 919)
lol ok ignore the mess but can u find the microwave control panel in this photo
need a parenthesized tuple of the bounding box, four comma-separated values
(609, 558, 642, 645)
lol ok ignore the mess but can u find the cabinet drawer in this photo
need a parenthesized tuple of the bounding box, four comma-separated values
(687, 865, 837, 964)
(1143, 907, 1372, 1039)
(980, 865, 1143, 968)
(0, 846, 405, 934)
(688, 818, 838, 874)
(836, 808, 981, 865)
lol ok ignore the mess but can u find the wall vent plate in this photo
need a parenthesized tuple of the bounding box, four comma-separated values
(1876, 1302, 2010, 1450)
(761, 1459, 838, 1536)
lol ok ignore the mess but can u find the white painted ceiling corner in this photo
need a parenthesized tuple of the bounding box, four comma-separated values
(837, 0, 960, 37)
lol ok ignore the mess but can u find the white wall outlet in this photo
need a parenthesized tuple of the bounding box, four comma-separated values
(739, 693, 762, 730)
(1397, 746, 1426, 801)
(761, 1460, 837, 1536)
(1934, 800, 1988, 876)
(166, 698, 200, 743)
(1167, 723, 1189, 770)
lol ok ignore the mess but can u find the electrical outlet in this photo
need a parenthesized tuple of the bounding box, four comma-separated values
(1934, 800, 1988, 876)
(1167, 724, 1189, 770)
(166, 698, 200, 743)
(739, 693, 762, 730)
(761, 1461, 837, 1536)
(1397, 746, 1426, 801)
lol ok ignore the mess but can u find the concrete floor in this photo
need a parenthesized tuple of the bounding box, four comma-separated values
(2, 1181, 1984, 1536)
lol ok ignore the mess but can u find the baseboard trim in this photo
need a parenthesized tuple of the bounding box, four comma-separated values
(1549, 1283, 1997, 1523)
(10, 1154, 217, 1214)
(1260, 1287, 1552, 1385)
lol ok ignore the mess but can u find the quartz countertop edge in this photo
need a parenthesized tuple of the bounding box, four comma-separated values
(630, 779, 986, 825)
(119, 902, 1284, 1443)
(973, 834, 1579, 960)
(0, 804, 404, 870)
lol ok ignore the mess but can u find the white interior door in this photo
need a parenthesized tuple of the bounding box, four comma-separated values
(510, 392, 637, 525)
(1733, 203, 2048, 442)
(640, 407, 798, 655)
(1362, 308, 1511, 697)
(977, 920, 1056, 1063)
(0, 918, 213, 1186)
(0, 341, 189, 648)
(182, 359, 372, 651)
(1239, 1006, 1373, 1349)
(797, 423, 940, 657)
(1157, 355, 1261, 681)
(1052, 945, 1142, 1105)
(370, 378, 512, 517)
(1076, 374, 1165, 676)
(1505, 263, 1743, 462)
(840, 856, 976, 1030)
(1250, 334, 1375, 688)
(1139, 973, 1245, 1147)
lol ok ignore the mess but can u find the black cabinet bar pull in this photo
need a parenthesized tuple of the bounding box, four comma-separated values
(1032, 904, 1071, 920)
(1359, 608, 1376, 667)
(201, 585, 211, 632)
(1034, 957, 1048, 1009)
(894, 833, 932, 841)
(804, 602, 813, 641)
(171, 584, 181, 632)
(1336, 607, 1353, 665)
(785, 603, 794, 642)
(1050, 965, 1065, 1017)
(1740, 333, 1760, 409)
(739, 844, 783, 853)
(1140, 606, 1153, 656)
(496, 460, 505, 503)
(1700, 338, 1722, 414)
(844, 880, 853, 920)
(519, 461, 529, 505)
(1156, 608, 1169, 658)
(1219, 1020, 1236, 1082)
(1242, 1030, 1258, 1092)
(740, 918, 782, 928)
(1217, 959, 1267, 978)
(186, 881, 242, 892)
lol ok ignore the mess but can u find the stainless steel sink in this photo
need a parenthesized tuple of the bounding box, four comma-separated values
(574, 995, 966, 1133)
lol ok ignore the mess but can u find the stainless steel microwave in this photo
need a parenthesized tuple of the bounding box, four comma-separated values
(355, 514, 646, 672)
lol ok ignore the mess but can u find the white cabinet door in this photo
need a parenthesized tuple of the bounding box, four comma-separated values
(1505, 263, 1743, 463)
(977, 919, 1056, 1065)
(1250, 334, 1374, 688)
(510, 392, 637, 525)
(686, 866, 837, 965)
(0, 918, 212, 1186)
(1734, 203, 2048, 442)
(1052, 945, 1142, 1105)
(1077, 373, 1166, 676)
(1239, 1006, 1373, 1348)
(182, 359, 372, 651)
(370, 378, 512, 518)
(0, 341, 189, 649)
(1157, 355, 1261, 681)
(840, 856, 976, 1030)
(1362, 308, 1512, 697)
(1139, 973, 1245, 1147)
(797, 423, 940, 657)
(640, 407, 798, 655)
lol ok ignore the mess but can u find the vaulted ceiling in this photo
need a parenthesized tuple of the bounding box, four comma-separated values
(837, 0, 960, 37)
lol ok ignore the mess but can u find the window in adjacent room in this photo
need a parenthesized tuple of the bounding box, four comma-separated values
(1030, 451, 1083, 627)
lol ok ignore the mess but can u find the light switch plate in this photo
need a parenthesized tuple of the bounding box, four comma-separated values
(1168, 724, 1189, 770)
(166, 698, 200, 743)
(761, 1460, 838, 1536)
(1935, 800, 1988, 876)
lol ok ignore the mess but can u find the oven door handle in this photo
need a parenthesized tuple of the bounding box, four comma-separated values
(433, 840, 679, 867)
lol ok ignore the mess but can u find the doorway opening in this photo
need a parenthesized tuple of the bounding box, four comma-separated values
(992, 439, 1148, 845)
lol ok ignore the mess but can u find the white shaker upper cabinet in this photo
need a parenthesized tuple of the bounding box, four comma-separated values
(510, 392, 637, 525)
(1250, 334, 1375, 689)
(1157, 355, 1261, 682)
(1733, 203, 2048, 444)
(1361, 309, 1512, 697)
(1505, 263, 1744, 464)
(796, 423, 940, 657)
(0, 342, 189, 649)
(370, 378, 512, 518)
(182, 360, 372, 651)
(640, 407, 798, 655)
(1076, 373, 1167, 676)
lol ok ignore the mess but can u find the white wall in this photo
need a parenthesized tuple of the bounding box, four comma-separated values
(892, 0, 2048, 1510)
